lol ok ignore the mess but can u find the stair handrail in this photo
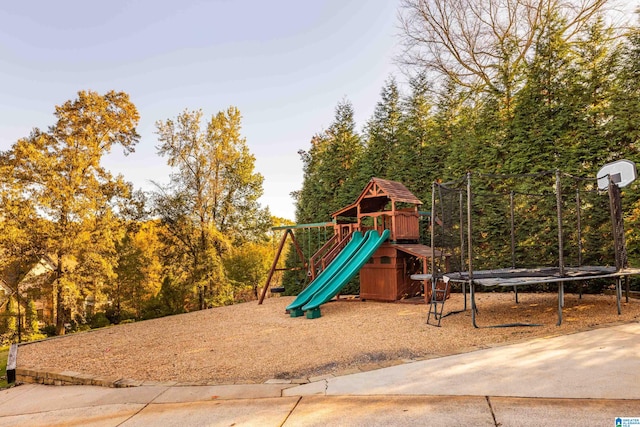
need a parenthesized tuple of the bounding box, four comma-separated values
(320, 232, 353, 273)
(309, 234, 339, 280)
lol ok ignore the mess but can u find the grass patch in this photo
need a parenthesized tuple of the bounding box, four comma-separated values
(0, 346, 10, 388)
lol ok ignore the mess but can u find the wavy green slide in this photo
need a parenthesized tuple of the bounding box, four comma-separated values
(286, 231, 365, 317)
(302, 229, 390, 318)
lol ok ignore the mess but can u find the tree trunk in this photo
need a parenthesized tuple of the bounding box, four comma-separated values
(55, 283, 65, 335)
(16, 290, 22, 342)
(55, 257, 66, 335)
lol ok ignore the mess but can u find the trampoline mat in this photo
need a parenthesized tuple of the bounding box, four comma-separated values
(442, 266, 640, 287)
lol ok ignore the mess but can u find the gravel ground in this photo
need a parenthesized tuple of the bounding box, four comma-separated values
(17, 292, 640, 384)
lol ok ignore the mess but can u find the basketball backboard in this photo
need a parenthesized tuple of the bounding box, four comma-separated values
(597, 159, 637, 190)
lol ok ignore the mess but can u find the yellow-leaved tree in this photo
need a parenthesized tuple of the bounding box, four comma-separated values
(0, 150, 46, 342)
(2, 90, 140, 335)
(110, 220, 163, 321)
(154, 107, 270, 310)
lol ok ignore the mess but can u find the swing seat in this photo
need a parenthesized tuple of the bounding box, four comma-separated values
(270, 286, 285, 293)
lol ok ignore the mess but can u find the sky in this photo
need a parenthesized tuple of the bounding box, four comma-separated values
(0, 0, 403, 220)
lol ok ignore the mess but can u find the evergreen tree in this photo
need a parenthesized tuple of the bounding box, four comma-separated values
(432, 78, 479, 179)
(287, 100, 363, 294)
(568, 15, 621, 170)
(357, 77, 403, 184)
(294, 99, 363, 223)
(508, 12, 575, 174)
(607, 15, 640, 161)
(294, 134, 327, 224)
(392, 72, 438, 199)
(325, 101, 365, 208)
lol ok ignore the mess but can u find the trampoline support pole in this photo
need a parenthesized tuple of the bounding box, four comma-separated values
(617, 276, 622, 315)
(459, 190, 467, 312)
(557, 282, 564, 326)
(556, 170, 565, 278)
(467, 172, 475, 327)
(470, 281, 478, 328)
(462, 282, 467, 311)
(625, 276, 630, 303)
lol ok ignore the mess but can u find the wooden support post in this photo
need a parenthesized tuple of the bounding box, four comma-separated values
(608, 181, 628, 271)
(391, 201, 396, 240)
(258, 230, 290, 305)
(608, 180, 632, 304)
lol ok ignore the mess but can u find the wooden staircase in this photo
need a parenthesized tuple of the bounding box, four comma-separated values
(308, 232, 353, 281)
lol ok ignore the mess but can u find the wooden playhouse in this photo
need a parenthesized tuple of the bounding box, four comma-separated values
(330, 177, 447, 301)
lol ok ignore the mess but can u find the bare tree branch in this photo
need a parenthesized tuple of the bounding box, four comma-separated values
(398, 0, 613, 108)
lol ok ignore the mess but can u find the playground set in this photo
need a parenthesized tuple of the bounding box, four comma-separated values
(260, 161, 640, 326)
(258, 177, 447, 318)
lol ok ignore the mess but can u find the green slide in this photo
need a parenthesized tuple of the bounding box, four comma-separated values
(302, 229, 390, 318)
(286, 231, 365, 317)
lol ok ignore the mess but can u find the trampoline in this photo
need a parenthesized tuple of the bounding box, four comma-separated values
(442, 266, 640, 327)
(421, 163, 640, 328)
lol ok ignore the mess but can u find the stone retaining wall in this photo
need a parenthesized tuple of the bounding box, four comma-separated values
(16, 368, 139, 387)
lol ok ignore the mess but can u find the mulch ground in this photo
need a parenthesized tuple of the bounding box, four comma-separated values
(17, 292, 640, 385)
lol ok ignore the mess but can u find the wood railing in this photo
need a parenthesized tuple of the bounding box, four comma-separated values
(308, 234, 338, 280)
(309, 232, 353, 280)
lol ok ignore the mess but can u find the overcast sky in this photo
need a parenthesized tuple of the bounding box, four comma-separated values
(0, 0, 402, 220)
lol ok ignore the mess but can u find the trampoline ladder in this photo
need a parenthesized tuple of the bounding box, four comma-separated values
(426, 277, 450, 327)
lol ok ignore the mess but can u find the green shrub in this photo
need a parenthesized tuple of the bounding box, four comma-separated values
(105, 307, 136, 324)
(90, 312, 111, 329)
(25, 300, 39, 334)
(75, 324, 91, 332)
(41, 325, 56, 337)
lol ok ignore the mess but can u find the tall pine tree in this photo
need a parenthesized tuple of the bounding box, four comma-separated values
(294, 100, 362, 223)
(356, 77, 403, 185)
(391, 72, 438, 199)
(287, 100, 363, 294)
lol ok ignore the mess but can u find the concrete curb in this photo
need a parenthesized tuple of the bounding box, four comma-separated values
(14, 359, 425, 390)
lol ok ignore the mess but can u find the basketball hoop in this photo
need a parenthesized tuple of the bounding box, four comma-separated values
(596, 159, 637, 190)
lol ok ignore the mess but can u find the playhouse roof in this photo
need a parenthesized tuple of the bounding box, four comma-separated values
(332, 177, 422, 218)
